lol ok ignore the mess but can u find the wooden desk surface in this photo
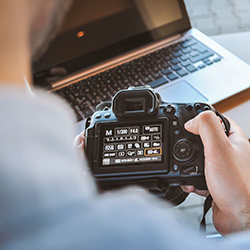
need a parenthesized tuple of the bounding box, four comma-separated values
(214, 88, 250, 113)
(211, 32, 250, 138)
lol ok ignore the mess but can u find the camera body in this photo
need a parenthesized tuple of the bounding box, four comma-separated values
(85, 86, 215, 203)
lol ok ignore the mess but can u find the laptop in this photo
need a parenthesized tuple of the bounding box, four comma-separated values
(33, 0, 250, 125)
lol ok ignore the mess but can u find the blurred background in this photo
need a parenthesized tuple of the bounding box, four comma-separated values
(184, 0, 250, 35)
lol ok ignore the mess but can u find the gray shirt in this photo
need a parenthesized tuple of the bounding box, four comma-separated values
(0, 87, 249, 250)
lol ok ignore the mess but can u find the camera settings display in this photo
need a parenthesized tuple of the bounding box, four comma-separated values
(101, 123, 163, 166)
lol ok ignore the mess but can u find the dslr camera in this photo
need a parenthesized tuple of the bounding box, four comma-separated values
(85, 86, 229, 205)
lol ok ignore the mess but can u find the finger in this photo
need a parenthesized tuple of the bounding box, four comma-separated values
(74, 131, 86, 149)
(181, 185, 209, 197)
(224, 116, 249, 145)
(181, 185, 195, 193)
(185, 111, 231, 153)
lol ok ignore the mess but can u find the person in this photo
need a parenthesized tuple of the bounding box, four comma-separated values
(1, 0, 250, 249)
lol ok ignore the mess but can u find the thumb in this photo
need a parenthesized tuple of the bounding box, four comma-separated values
(74, 131, 86, 149)
(184, 111, 230, 153)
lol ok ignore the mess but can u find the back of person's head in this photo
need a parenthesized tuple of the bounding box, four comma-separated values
(0, 0, 72, 60)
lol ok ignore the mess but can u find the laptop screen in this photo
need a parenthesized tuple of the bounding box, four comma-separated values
(33, 0, 190, 86)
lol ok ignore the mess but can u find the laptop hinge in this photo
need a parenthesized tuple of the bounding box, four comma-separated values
(51, 33, 182, 90)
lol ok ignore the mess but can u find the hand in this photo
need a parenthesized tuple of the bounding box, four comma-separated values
(74, 131, 85, 150)
(182, 111, 250, 235)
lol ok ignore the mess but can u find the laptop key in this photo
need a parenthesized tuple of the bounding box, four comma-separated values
(75, 98, 83, 107)
(141, 76, 152, 84)
(171, 64, 181, 71)
(189, 51, 214, 63)
(149, 77, 169, 88)
(122, 78, 130, 86)
(176, 69, 188, 77)
(167, 73, 178, 81)
(181, 39, 197, 48)
(74, 106, 84, 121)
(81, 108, 93, 118)
(214, 57, 221, 62)
(152, 72, 162, 80)
(141, 67, 150, 76)
(133, 81, 141, 86)
(131, 74, 140, 81)
(151, 66, 160, 73)
(191, 44, 208, 53)
(198, 64, 206, 69)
(186, 65, 198, 73)
(161, 62, 170, 69)
(162, 68, 172, 75)
(180, 54, 188, 61)
(189, 51, 200, 57)
(171, 59, 179, 65)
(172, 45, 182, 52)
(180, 60, 191, 67)
(173, 51, 182, 57)
(204, 59, 213, 65)
(67, 94, 74, 103)
(182, 47, 191, 54)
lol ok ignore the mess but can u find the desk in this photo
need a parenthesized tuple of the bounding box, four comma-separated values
(211, 32, 250, 138)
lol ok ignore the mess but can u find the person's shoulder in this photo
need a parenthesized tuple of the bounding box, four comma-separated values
(0, 85, 76, 123)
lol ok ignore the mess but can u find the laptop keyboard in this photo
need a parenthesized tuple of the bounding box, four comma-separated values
(55, 37, 221, 121)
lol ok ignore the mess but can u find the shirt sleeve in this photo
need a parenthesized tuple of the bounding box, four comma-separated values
(0, 87, 97, 220)
(0, 86, 249, 250)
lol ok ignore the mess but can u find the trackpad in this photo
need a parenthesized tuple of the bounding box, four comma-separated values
(159, 80, 208, 103)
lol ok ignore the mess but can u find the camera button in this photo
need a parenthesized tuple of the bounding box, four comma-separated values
(164, 105, 176, 114)
(181, 165, 199, 175)
(172, 117, 179, 127)
(172, 163, 179, 172)
(186, 104, 193, 111)
(204, 105, 211, 111)
(104, 113, 111, 118)
(152, 134, 161, 140)
(174, 129, 181, 136)
(194, 103, 201, 110)
(94, 113, 102, 119)
(173, 139, 195, 162)
(117, 144, 125, 150)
